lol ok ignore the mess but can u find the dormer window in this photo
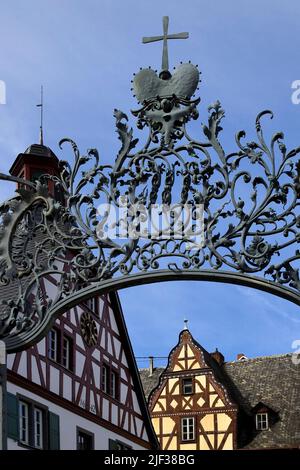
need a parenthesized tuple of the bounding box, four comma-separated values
(252, 402, 277, 431)
(182, 378, 193, 395)
(256, 412, 269, 430)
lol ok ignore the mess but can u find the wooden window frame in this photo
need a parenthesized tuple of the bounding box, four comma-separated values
(34, 407, 44, 449)
(101, 362, 120, 401)
(181, 416, 196, 442)
(181, 377, 194, 395)
(48, 327, 60, 363)
(19, 400, 29, 446)
(47, 327, 74, 372)
(62, 333, 74, 371)
(256, 412, 269, 430)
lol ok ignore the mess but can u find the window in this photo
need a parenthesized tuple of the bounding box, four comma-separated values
(111, 371, 118, 399)
(48, 328, 58, 362)
(7, 393, 60, 450)
(19, 401, 29, 445)
(85, 297, 97, 314)
(102, 364, 109, 394)
(62, 335, 73, 370)
(18, 400, 45, 449)
(34, 408, 44, 449)
(256, 413, 269, 430)
(30, 169, 45, 183)
(101, 363, 119, 400)
(181, 417, 195, 441)
(182, 378, 193, 395)
(48, 328, 74, 371)
(77, 428, 94, 450)
(109, 439, 132, 450)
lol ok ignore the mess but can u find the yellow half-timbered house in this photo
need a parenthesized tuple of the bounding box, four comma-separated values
(147, 328, 237, 450)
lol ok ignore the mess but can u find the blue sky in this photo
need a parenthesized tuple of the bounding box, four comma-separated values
(1, 0, 300, 364)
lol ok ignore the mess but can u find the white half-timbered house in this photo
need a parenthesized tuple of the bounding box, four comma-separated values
(4, 143, 158, 450)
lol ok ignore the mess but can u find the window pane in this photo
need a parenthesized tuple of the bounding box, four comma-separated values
(34, 408, 43, 449)
(256, 413, 268, 430)
(182, 417, 195, 441)
(62, 335, 73, 370)
(19, 401, 29, 445)
(102, 365, 109, 393)
(48, 329, 58, 361)
(182, 378, 193, 394)
(111, 371, 119, 399)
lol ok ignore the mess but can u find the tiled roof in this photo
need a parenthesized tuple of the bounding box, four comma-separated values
(224, 353, 300, 449)
(139, 367, 164, 401)
(139, 353, 300, 449)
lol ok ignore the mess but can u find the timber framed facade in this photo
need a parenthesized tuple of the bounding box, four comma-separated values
(140, 330, 300, 450)
(6, 289, 158, 450)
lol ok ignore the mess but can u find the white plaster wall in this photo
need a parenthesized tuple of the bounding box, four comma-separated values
(7, 382, 147, 450)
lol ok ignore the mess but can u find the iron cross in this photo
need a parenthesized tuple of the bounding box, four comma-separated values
(142, 16, 189, 72)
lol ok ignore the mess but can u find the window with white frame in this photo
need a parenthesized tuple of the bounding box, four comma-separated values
(19, 401, 29, 445)
(102, 363, 109, 394)
(181, 417, 195, 441)
(48, 328, 74, 371)
(101, 363, 119, 400)
(62, 334, 73, 370)
(48, 328, 58, 362)
(34, 408, 44, 449)
(8, 393, 60, 450)
(256, 413, 269, 430)
(19, 402, 44, 449)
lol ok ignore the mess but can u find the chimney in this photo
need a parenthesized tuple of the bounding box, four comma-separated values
(236, 353, 248, 361)
(210, 348, 225, 366)
(149, 356, 154, 376)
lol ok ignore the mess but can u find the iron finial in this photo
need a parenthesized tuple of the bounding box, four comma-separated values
(36, 85, 44, 145)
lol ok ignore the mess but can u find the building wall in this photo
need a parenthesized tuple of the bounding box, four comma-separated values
(6, 291, 155, 450)
(7, 383, 145, 450)
(148, 330, 237, 450)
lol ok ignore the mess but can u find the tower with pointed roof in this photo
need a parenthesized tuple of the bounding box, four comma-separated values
(9, 143, 60, 195)
(9, 87, 60, 195)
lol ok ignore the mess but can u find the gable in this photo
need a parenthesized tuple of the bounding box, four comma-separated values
(168, 330, 209, 372)
(146, 329, 237, 450)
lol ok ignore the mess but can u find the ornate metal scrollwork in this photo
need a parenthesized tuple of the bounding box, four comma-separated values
(1, 19, 300, 351)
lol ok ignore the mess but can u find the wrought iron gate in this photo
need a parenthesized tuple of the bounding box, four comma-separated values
(1, 17, 300, 352)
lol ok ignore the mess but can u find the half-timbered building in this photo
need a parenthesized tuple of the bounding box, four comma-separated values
(141, 328, 237, 450)
(140, 328, 300, 450)
(4, 142, 158, 450)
